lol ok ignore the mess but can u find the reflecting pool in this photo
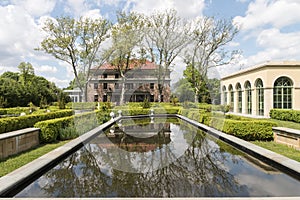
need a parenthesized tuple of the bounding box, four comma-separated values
(15, 117, 300, 197)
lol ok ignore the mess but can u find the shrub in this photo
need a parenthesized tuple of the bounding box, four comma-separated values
(270, 109, 300, 123)
(141, 97, 151, 108)
(35, 110, 109, 143)
(0, 110, 73, 134)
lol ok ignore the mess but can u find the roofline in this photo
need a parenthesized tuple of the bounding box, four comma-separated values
(221, 60, 300, 80)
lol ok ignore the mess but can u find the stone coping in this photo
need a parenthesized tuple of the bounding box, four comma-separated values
(0, 128, 40, 140)
(1, 198, 300, 200)
(273, 127, 300, 136)
(1, 114, 300, 198)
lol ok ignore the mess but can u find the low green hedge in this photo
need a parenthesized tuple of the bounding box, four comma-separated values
(0, 110, 73, 134)
(180, 108, 277, 141)
(35, 110, 110, 143)
(112, 107, 180, 116)
(270, 109, 300, 123)
(0, 107, 30, 115)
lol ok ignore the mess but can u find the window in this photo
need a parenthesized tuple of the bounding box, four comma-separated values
(94, 95, 98, 102)
(256, 79, 264, 116)
(150, 83, 154, 89)
(115, 74, 119, 78)
(103, 83, 108, 90)
(228, 85, 234, 110)
(103, 95, 107, 102)
(103, 74, 107, 78)
(273, 77, 293, 109)
(150, 95, 154, 102)
(115, 83, 119, 89)
(94, 83, 98, 89)
(126, 83, 134, 89)
(245, 81, 252, 114)
(236, 83, 242, 113)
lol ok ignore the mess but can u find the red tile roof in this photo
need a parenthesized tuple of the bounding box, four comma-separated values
(96, 60, 158, 70)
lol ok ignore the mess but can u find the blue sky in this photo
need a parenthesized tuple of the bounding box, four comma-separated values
(1, 0, 300, 88)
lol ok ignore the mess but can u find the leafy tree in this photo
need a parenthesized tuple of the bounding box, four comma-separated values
(143, 9, 190, 102)
(183, 16, 239, 103)
(105, 12, 145, 105)
(18, 62, 35, 85)
(37, 16, 111, 102)
(172, 78, 195, 102)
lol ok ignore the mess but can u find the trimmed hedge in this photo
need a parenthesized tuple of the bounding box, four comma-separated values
(0, 107, 30, 115)
(270, 109, 300, 123)
(181, 108, 277, 141)
(35, 110, 110, 143)
(111, 107, 180, 116)
(0, 110, 73, 134)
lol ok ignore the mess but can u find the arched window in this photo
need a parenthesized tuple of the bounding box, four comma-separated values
(236, 83, 242, 113)
(273, 77, 293, 109)
(256, 79, 264, 116)
(245, 81, 252, 114)
(228, 84, 234, 109)
(222, 86, 227, 104)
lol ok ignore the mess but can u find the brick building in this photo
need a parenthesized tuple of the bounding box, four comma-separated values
(87, 60, 171, 104)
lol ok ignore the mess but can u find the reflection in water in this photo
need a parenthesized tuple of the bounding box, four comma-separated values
(16, 118, 300, 197)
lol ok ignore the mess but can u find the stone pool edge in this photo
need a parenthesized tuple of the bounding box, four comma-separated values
(0, 114, 300, 199)
(176, 114, 300, 179)
(0, 116, 121, 197)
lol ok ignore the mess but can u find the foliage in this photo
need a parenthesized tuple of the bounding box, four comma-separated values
(183, 16, 239, 103)
(141, 97, 151, 108)
(269, 109, 300, 123)
(0, 110, 73, 134)
(34, 110, 110, 143)
(39, 96, 48, 109)
(0, 65, 64, 108)
(38, 16, 111, 102)
(172, 78, 195, 102)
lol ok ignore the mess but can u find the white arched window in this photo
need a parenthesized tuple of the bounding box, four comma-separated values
(256, 79, 264, 116)
(273, 77, 293, 109)
(245, 81, 252, 114)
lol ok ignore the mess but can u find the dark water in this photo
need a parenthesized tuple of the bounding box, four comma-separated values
(15, 117, 300, 197)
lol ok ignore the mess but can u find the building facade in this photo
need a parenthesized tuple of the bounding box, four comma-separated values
(87, 60, 171, 104)
(220, 61, 300, 117)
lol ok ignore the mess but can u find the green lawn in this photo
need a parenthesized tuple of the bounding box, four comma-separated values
(252, 141, 300, 162)
(268, 118, 300, 130)
(0, 140, 69, 177)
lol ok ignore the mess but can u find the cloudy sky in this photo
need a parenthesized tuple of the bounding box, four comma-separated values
(1, 0, 300, 88)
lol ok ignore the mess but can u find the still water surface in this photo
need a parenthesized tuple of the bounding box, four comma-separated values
(16, 118, 300, 197)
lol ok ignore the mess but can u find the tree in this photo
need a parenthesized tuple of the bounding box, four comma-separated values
(172, 78, 195, 102)
(18, 62, 35, 85)
(183, 16, 239, 103)
(105, 12, 145, 105)
(143, 9, 189, 102)
(38, 16, 111, 102)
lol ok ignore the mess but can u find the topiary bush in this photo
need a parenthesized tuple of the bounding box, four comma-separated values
(0, 110, 74, 134)
(270, 109, 300, 123)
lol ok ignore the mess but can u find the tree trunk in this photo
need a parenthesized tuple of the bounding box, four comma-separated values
(194, 89, 199, 103)
(119, 77, 126, 105)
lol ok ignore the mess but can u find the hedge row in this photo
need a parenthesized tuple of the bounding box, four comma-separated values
(269, 109, 300, 123)
(180, 109, 276, 141)
(111, 107, 180, 116)
(0, 107, 30, 115)
(0, 110, 74, 134)
(35, 110, 110, 143)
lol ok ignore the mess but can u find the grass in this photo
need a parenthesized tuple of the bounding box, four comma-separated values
(268, 118, 300, 130)
(252, 141, 300, 162)
(0, 140, 69, 177)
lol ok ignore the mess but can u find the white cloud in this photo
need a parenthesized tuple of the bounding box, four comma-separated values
(12, 0, 56, 17)
(234, 0, 300, 31)
(34, 65, 58, 73)
(46, 76, 70, 88)
(126, 0, 205, 19)
(0, 5, 44, 67)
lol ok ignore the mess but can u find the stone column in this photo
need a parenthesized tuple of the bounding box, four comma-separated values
(264, 87, 273, 117)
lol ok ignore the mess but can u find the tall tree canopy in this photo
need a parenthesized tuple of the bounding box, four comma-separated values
(37, 16, 111, 102)
(183, 16, 239, 103)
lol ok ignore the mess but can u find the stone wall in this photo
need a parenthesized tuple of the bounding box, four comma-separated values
(273, 127, 300, 150)
(0, 128, 40, 160)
